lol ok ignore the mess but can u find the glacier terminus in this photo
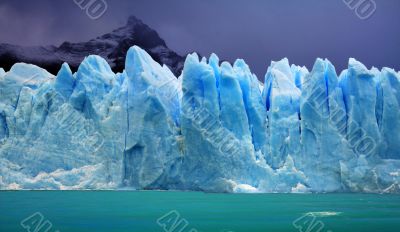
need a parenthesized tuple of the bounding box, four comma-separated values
(0, 46, 399, 193)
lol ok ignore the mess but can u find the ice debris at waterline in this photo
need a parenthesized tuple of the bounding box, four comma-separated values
(0, 46, 399, 193)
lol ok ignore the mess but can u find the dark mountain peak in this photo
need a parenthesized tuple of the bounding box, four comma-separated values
(0, 16, 185, 76)
(127, 15, 143, 26)
(96, 15, 167, 49)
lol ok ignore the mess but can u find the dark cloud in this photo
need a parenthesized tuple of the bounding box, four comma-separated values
(0, 0, 399, 79)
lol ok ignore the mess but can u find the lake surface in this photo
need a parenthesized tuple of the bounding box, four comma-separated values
(0, 191, 399, 232)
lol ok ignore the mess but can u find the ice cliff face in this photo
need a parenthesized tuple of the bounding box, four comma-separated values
(0, 46, 399, 193)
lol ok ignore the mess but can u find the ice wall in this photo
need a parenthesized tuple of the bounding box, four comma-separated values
(0, 46, 399, 193)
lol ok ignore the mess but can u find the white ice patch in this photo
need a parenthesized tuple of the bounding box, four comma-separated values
(233, 184, 259, 193)
(291, 183, 310, 193)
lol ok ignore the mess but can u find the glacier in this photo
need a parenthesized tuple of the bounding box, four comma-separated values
(0, 46, 399, 193)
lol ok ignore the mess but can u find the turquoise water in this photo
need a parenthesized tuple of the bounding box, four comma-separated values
(0, 191, 399, 232)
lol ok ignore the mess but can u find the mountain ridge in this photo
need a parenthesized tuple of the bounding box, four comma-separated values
(0, 15, 185, 76)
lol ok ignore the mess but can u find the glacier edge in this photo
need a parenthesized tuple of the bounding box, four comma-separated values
(0, 46, 399, 193)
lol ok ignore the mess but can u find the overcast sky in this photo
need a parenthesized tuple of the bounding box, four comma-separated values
(0, 0, 399, 78)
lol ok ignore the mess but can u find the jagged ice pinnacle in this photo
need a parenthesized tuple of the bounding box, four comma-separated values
(0, 46, 399, 193)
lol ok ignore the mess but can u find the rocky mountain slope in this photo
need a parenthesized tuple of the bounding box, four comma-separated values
(0, 16, 185, 76)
